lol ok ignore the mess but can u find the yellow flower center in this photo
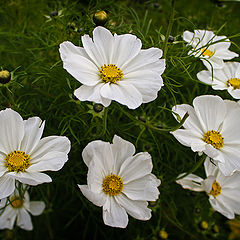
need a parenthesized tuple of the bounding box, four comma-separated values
(209, 180, 221, 197)
(203, 130, 224, 149)
(4, 151, 31, 172)
(201, 48, 214, 57)
(10, 196, 24, 208)
(102, 174, 123, 196)
(99, 64, 123, 84)
(227, 78, 240, 89)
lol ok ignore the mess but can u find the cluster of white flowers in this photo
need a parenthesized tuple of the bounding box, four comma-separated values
(2, 24, 240, 232)
(173, 30, 240, 219)
(183, 30, 240, 99)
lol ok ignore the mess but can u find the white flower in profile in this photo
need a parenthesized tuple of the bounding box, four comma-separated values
(0, 108, 71, 199)
(59, 26, 165, 109)
(78, 135, 161, 228)
(171, 95, 240, 176)
(176, 157, 240, 219)
(197, 62, 240, 99)
(0, 188, 45, 230)
(183, 30, 238, 69)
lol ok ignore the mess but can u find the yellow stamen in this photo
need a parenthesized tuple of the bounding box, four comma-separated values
(201, 48, 214, 57)
(209, 180, 221, 197)
(5, 150, 31, 172)
(102, 174, 123, 196)
(10, 196, 24, 208)
(227, 78, 240, 90)
(203, 130, 224, 149)
(99, 64, 123, 84)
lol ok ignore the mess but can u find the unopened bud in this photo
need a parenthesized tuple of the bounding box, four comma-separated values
(93, 10, 108, 26)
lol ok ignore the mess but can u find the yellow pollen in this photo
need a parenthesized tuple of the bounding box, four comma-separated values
(203, 130, 224, 149)
(227, 78, 240, 89)
(5, 150, 31, 172)
(209, 180, 222, 197)
(102, 174, 123, 196)
(201, 48, 214, 57)
(10, 196, 24, 208)
(99, 64, 123, 84)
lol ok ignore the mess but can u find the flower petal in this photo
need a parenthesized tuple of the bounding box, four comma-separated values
(123, 48, 164, 74)
(124, 70, 163, 103)
(61, 54, 100, 86)
(119, 152, 152, 184)
(9, 172, 52, 185)
(28, 152, 68, 171)
(100, 81, 142, 109)
(28, 201, 45, 216)
(30, 136, 70, 162)
(103, 197, 128, 228)
(221, 107, 240, 144)
(123, 174, 160, 201)
(217, 146, 240, 176)
(92, 26, 114, 64)
(182, 31, 194, 44)
(202, 57, 224, 70)
(0, 108, 24, 154)
(74, 83, 111, 107)
(209, 197, 234, 219)
(111, 135, 135, 174)
(82, 140, 114, 176)
(176, 173, 204, 192)
(171, 129, 206, 152)
(112, 33, 142, 69)
(172, 104, 204, 136)
(0, 206, 17, 230)
(78, 185, 106, 207)
(81, 34, 103, 67)
(16, 209, 33, 231)
(214, 49, 239, 59)
(20, 117, 45, 154)
(204, 157, 218, 177)
(0, 175, 15, 199)
(193, 95, 226, 132)
(59, 41, 90, 61)
(116, 194, 151, 220)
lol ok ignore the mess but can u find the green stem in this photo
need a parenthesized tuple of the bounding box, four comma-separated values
(101, 108, 108, 136)
(163, 0, 175, 59)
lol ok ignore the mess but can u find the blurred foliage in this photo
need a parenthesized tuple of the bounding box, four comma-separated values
(0, 0, 240, 239)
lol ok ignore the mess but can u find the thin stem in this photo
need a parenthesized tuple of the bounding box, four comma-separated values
(119, 105, 189, 133)
(163, 0, 175, 59)
(6, 87, 16, 108)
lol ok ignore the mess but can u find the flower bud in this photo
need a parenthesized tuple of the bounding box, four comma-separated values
(93, 103, 103, 113)
(0, 70, 11, 84)
(93, 10, 108, 26)
(168, 36, 175, 43)
(159, 229, 168, 239)
(200, 220, 209, 230)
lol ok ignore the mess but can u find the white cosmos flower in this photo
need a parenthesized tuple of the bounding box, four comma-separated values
(171, 95, 240, 176)
(197, 62, 240, 99)
(0, 188, 45, 230)
(59, 26, 165, 109)
(78, 135, 161, 228)
(183, 30, 238, 69)
(0, 108, 71, 199)
(176, 157, 240, 219)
